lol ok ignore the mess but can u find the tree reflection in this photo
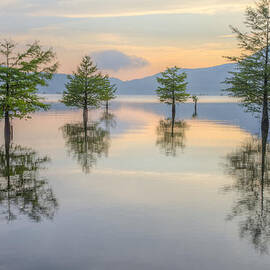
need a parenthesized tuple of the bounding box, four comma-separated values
(0, 140, 58, 222)
(156, 117, 188, 157)
(61, 113, 111, 174)
(99, 111, 116, 132)
(224, 134, 270, 254)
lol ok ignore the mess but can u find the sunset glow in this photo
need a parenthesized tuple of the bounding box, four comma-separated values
(1, 0, 254, 80)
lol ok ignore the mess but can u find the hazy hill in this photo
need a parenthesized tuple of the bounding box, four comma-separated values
(38, 63, 235, 95)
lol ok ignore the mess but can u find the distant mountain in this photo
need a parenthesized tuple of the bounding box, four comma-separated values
(38, 63, 235, 95)
(38, 73, 69, 94)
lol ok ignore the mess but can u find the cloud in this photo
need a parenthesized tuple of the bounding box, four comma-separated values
(2, 0, 251, 17)
(218, 34, 236, 39)
(91, 50, 149, 71)
(28, 4, 248, 18)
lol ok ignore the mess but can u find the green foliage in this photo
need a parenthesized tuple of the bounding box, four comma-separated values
(0, 40, 58, 119)
(100, 75, 117, 103)
(192, 95, 198, 103)
(224, 0, 270, 113)
(156, 66, 189, 105)
(61, 56, 116, 110)
(61, 56, 101, 108)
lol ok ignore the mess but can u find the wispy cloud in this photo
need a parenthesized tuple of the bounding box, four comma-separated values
(0, 0, 18, 7)
(218, 34, 236, 39)
(27, 3, 248, 18)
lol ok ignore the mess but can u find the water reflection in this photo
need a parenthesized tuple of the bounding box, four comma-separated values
(61, 112, 114, 173)
(156, 117, 188, 156)
(99, 111, 117, 132)
(192, 112, 198, 119)
(224, 136, 270, 254)
(0, 140, 58, 222)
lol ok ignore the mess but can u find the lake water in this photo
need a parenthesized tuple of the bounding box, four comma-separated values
(0, 95, 269, 270)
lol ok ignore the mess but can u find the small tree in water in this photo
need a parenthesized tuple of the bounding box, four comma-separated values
(0, 40, 58, 142)
(61, 56, 104, 122)
(62, 56, 116, 121)
(156, 66, 189, 119)
(192, 95, 198, 117)
(100, 75, 117, 113)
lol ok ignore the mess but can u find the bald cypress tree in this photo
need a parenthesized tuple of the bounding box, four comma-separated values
(61, 56, 105, 122)
(0, 40, 58, 142)
(224, 0, 270, 146)
(156, 66, 189, 119)
(100, 75, 116, 113)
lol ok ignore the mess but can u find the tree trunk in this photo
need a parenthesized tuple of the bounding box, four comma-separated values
(261, 78, 268, 213)
(4, 111, 11, 146)
(172, 101, 175, 120)
(83, 107, 88, 124)
(171, 100, 176, 137)
(5, 134, 11, 221)
(83, 112, 88, 146)
(83, 107, 88, 152)
(106, 101, 109, 114)
(261, 82, 269, 201)
(172, 87, 176, 118)
(261, 15, 269, 191)
(4, 78, 11, 144)
(171, 109, 175, 137)
(261, 131, 267, 214)
(195, 101, 197, 116)
(83, 89, 88, 123)
(83, 110, 89, 173)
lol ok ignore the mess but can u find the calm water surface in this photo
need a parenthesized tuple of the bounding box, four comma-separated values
(0, 96, 269, 270)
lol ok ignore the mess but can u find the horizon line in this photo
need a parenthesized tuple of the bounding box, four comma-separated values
(56, 62, 234, 82)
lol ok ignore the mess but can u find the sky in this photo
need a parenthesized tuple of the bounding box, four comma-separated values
(0, 0, 254, 80)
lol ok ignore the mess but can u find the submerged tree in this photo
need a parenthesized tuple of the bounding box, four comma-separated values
(0, 140, 58, 222)
(61, 118, 110, 174)
(0, 40, 58, 142)
(156, 66, 189, 119)
(61, 56, 102, 122)
(61, 56, 116, 121)
(223, 135, 270, 254)
(156, 118, 188, 156)
(61, 57, 116, 172)
(99, 111, 117, 133)
(224, 0, 270, 148)
(100, 75, 117, 113)
(192, 95, 198, 117)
